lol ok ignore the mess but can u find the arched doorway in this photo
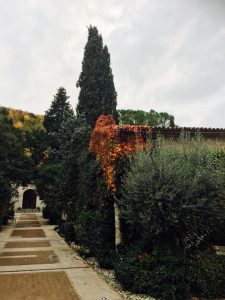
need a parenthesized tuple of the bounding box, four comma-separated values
(22, 189, 37, 209)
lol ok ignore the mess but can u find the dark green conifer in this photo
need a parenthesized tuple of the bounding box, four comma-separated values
(101, 45, 118, 121)
(44, 87, 74, 134)
(76, 26, 118, 128)
(0, 114, 34, 224)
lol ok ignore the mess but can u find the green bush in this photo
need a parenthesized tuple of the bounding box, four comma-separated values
(0, 206, 10, 225)
(114, 245, 225, 300)
(42, 206, 50, 219)
(114, 137, 225, 299)
(78, 202, 115, 269)
(207, 150, 225, 246)
(49, 209, 61, 225)
(208, 220, 225, 246)
(2, 215, 9, 225)
(42, 206, 61, 224)
(60, 222, 76, 244)
(188, 252, 225, 299)
(119, 137, 225, 252)
(114, 245, 191, 300)
(8, 207, 14, 218)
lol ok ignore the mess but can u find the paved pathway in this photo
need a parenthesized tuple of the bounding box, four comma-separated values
(0, 213, 122, 300)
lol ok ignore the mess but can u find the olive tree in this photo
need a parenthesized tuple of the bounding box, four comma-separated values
(119, 137, 225, 252)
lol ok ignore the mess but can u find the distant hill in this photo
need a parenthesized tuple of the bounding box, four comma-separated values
(0, 106, 44, 132)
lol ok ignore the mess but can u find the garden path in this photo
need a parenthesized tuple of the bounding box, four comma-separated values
(0, 213, 122, 300)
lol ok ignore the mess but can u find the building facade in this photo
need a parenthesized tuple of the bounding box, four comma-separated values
(14, 184, 44, 212)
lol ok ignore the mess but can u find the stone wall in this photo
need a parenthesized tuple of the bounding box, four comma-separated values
(151, 127, 225, 140)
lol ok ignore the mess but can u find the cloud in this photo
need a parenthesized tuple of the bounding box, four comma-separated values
(0, 0, 225, 127)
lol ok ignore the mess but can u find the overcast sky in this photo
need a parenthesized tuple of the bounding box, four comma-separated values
(0, 0, 225, 127)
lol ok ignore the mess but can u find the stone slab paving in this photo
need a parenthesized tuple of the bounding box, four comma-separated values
(0, 213, 122, 300)
(0, 271, 80, 300)
(0, 250, 59, 266)
(11, 228, 46, 238)
(4, 241, 51, 248)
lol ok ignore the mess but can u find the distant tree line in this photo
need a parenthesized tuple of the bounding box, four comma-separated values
(118, 109, 175, 127)
(0, 106, 44, 132)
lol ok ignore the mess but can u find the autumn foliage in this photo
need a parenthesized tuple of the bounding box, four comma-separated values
(0, 106, 44, 132)
(89, 115, 151, 191)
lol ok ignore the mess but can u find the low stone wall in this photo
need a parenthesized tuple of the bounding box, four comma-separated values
(151, 127, 225, 140)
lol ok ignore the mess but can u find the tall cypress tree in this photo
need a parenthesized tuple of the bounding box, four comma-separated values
(101, 45, 118, 119)
(76, 26, 118, 128)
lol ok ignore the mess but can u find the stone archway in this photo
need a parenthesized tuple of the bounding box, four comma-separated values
(22, 189, 37, 209)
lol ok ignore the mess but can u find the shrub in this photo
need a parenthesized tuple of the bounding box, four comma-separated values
(78, 202, 115, 269)
(114, 137, 225, 298)
(42, 206, 61, 224)
(118, 137, 225, 252)
(208, 220, 225, 246)
(188, 251, 225, 299)
(48, 209, 61, 224)
(114, 245, 191, 300)
(0, 206, 9, 225)
(207, 150, 225, 246)
(60, 222, 76, 244)
(8, 208, 14, 218)
(114, 245, 225, 300)
(42, 206, 50, 219)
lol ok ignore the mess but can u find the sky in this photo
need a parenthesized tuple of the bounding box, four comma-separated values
(0, 0, 225, 127)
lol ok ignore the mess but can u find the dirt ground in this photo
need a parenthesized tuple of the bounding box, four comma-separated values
(4, 241, 51, 248)
(0, 271, 80, 300)
(0, 250, 58, 266)
(11, 229, 46, 238)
